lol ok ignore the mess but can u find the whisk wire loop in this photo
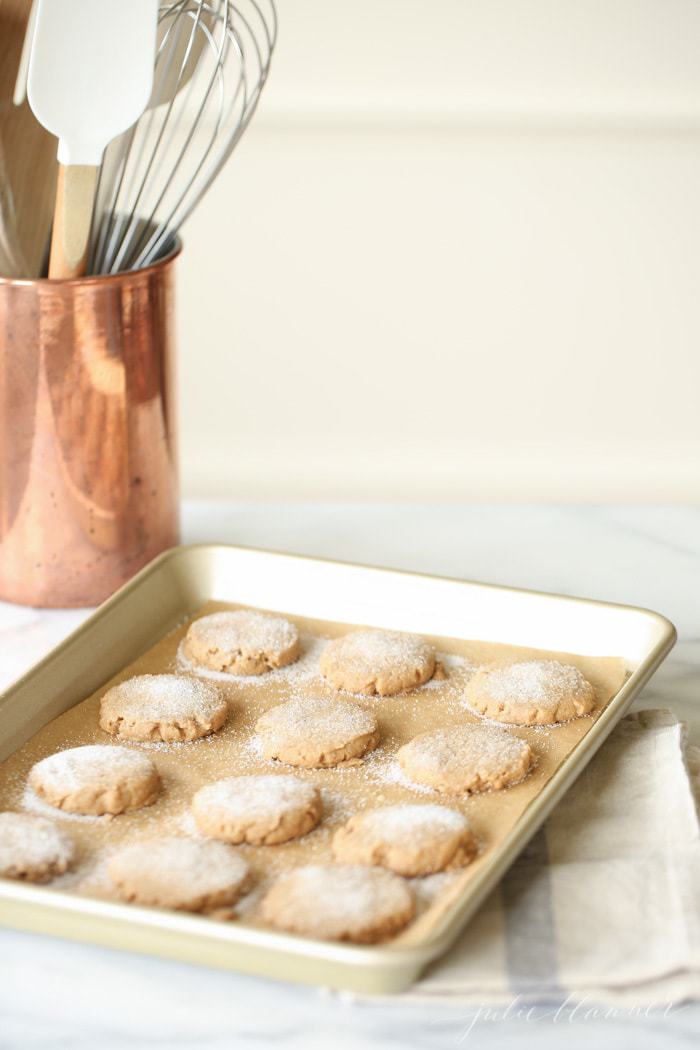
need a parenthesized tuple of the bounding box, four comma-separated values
(90, 0, 276, 275)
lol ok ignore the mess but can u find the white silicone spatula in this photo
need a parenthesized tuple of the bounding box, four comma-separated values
(27, 0, 158, 278)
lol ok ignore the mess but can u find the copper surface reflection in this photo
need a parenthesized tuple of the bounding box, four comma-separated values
(0, 245, 180, 607)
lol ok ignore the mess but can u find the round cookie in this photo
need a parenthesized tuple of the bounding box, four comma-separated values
(0, 812, 75, 882)
(332, 804, 478, 876)
(100, 673, 228, 743)
(465, 660, 596, 725)
(183, 610, 299, 675)
(29, 745, 161, 816)
(261, 863, 415, 943)
(108, 836, 249, 912)
(255, 696, 380, 768)
(397, 724, 534, 795)
(320, 628, 436, 696)
(192, 774, 322, 845)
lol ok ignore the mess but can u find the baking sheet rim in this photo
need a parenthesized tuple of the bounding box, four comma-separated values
(0, 543, 677, 991)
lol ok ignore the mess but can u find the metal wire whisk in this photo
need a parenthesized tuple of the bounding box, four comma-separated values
(89, 0, 276, 275)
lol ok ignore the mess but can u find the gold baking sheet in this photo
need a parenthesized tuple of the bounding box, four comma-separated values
(0, 599, 626, 944)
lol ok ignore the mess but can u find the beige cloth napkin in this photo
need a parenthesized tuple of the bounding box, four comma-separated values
(410, 709, 700, 1005)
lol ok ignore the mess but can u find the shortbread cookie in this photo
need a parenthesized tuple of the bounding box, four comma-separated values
(397, 724, 534, 795)
(192, 774, 322, 845)
(320, 628, 436, 696)
(100, 674, 228, 743)
(332, 804, 478, 876)
(108, 836, 249, 912)
(465, 660, 597, 725)
(29, 745, 161, 816)
(183, 610, 299, 675)
(0, 812, 75, 882)
(261, 864, 415, 943)
(255, 696, 380, 768)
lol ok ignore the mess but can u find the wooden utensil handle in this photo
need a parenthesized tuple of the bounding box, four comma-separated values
(48, 163, 98, 279)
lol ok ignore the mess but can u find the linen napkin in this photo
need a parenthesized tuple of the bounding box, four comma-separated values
(410, 709, 700, 1005)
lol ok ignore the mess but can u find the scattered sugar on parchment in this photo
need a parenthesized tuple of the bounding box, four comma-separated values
(419, 656, 469, 693)
(0, 618, 559, 936)
(319, 788, 355, 825)
(134, 733, 220, 753)
(245, 735, 264, 760)
(369, 759, 437, 795)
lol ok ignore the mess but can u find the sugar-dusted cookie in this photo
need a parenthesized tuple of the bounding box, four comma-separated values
(332, 803, 478, 876)
(108, 836, 249, 913)
(100, 673, 228, 743)
(261, 863, 415, 943)
(320, 628, 436, 696)
(0, 812, 75, 882)
(465, 659, 597, 725)
(397, 724, 534, 795)
(29, 745, 161, 816)
(192, 774, 322, 845)
(183, 610, 299, 675)
(255, 696, 380, 768)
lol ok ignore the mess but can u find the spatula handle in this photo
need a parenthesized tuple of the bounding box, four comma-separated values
(48, 163, 98, 279)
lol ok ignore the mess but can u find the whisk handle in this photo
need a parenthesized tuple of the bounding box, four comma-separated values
(48, 163, 98, 279)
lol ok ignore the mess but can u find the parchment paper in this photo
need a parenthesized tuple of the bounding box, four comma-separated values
(0, 601, 627, 942)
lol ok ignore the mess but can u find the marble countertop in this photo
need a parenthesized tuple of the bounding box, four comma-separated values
(1, 503, 698, 1049)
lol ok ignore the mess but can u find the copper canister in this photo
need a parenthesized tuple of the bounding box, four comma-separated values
(0, 244, 181, 607)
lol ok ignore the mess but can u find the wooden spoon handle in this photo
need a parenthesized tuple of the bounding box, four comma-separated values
(48, 163, 98, 279)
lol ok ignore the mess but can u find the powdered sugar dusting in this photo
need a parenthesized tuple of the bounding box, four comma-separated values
(186, 610, 298, 654)
(182, 610, 300, 675)
(396, 724, 534, 794)
(193, 774, 318, 822)
(102, 674, 224, 721)
(177, 633, 328, 685)
(263, 863, 413, 932)
(352, 803, 469, 842)
(472, 660, 591, 704)
(30, 745, 157, 794)
(319, 628, 437, 696)
(109, 836, 249, 904)
(403, 725, 530, 770)
(0, 811, 74, 876)
(256, 696, 377, 753)
(323, 629, 434, 673)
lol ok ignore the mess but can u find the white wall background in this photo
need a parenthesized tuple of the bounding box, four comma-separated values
(178, 0, 700, 500)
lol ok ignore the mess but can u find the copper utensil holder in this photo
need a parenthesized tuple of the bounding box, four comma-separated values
(0, 244, 181, 607)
